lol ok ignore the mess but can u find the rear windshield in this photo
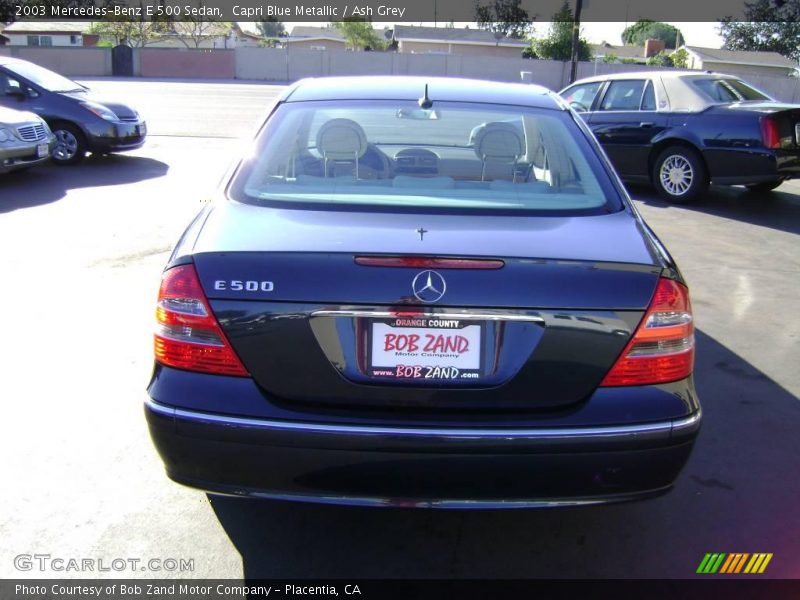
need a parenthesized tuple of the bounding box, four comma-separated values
(228, 100, 619, 215)
(692, 78, 771, 103)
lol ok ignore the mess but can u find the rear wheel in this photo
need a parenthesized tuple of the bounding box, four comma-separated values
(652, 146, 708, 204)
(51, 123, 86, 166)
(745, 180, 783, 194)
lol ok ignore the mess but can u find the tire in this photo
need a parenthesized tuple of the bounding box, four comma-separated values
(51, 123, 87, 165)
(745, 180, 783, 194)
(652, 146, 708, 204)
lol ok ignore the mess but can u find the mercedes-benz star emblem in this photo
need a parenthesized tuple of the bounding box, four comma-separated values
(412, 270, 447, 303)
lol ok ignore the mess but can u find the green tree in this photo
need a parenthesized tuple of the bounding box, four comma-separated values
(92, 0, 177, 47)
(174, 20, 233, 49)
(602, 54, 619, 64)
(646, 51, 674, 67)
(719, 0, 800, 62)
(533, 1, 591, 61)
(331, 19, 384, 50)
(621, 20, 684, 49)
(474, 0, 533, 39)
(670, 48, 689, 68)
(257, 17, 285, 38)
(91, 20, 160, 47)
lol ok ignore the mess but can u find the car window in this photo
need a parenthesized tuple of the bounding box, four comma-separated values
(599, 80, 646, 111)
(641, 81, 656, 111)
(0, 72, 23, 96)
(561, 82, 603, 112)
(229, 100, 617, 215)
(691, 78, 771, 103)
(2, 61, 83, 93)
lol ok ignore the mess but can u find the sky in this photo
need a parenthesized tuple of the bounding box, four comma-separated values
(258, 22, 725, 48)
(580, 22, 723, 48)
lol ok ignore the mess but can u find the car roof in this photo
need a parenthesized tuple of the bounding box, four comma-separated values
(283, 76, 563, 110)
(564, 70, 744, 87)
(563, 70, 774, 111)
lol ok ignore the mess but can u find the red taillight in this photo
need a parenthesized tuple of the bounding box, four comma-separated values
(600, 278, 694, 387)
(154, 265, 248, 377)
(761, 116, 781, 149)
(355, 256, 504, 269)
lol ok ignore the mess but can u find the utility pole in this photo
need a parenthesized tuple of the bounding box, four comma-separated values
(569, 0, 584, 84)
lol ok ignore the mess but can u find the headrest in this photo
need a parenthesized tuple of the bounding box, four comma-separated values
(316, 118, 368, 161)
(471, 122, 524, 163)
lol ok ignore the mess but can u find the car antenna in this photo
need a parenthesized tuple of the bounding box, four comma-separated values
(418, 84, 433, 109)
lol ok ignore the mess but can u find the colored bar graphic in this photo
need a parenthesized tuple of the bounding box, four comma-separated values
(699, 552, 773, 574)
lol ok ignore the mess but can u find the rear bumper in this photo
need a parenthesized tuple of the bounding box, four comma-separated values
(707, 147, 800, 185)
(145, 398, 701, 508)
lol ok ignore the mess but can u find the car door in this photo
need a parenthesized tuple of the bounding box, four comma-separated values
(587, 79, 668, 180)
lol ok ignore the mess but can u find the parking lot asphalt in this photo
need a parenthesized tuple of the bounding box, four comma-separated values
(0, 79, 798, 580)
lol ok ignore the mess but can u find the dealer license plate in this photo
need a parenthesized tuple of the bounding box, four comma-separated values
(368, 317, 483, 381)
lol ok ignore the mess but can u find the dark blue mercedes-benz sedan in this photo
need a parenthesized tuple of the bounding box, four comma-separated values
(146, 76, 701, 508)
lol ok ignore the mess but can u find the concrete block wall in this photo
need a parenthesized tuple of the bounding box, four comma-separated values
(139, 48, 235, 79)
(0, 46, 111, 76)
(2, 46, 798, 103)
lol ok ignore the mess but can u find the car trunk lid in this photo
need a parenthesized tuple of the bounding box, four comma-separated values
(190, 203, 661, 411)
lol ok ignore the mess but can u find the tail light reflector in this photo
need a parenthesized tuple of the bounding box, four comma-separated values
(761, 116, 781, 149)
(154, 265, 248, 377)
(600, 278, 694, 387)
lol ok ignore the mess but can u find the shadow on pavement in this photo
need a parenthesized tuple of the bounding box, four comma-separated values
(208, 329, 800, 579)
(629, 183, 800, 236)
(0, 153, 168, 213)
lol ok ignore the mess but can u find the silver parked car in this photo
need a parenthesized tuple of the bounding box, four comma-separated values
(0, 106, 55, 174)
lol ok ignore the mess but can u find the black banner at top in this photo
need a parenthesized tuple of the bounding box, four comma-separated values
(0, 0, 779, 23)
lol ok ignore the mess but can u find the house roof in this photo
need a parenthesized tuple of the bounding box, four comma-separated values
(393, 25, 528, 48)
(590, 43, 645, 60)
(285, 27, 345, 43)
(3, 21, 91, 34)
(682, 46, 797, 69)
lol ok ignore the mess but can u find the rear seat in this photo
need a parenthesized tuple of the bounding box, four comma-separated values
(393, 175, 455, 189)
(489, 180, 552, 192)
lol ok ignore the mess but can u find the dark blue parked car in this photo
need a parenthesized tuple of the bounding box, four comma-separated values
(560, 71, 800, 203)
(146, 76, 701, 508)
(0, 57, 146, 164)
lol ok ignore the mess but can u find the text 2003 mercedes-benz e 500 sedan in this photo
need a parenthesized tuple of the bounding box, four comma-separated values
(146, 77, 701, 508)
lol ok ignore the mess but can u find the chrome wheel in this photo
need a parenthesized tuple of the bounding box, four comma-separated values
(53, 129, 79, 161)
(659, 154, 694, 197)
